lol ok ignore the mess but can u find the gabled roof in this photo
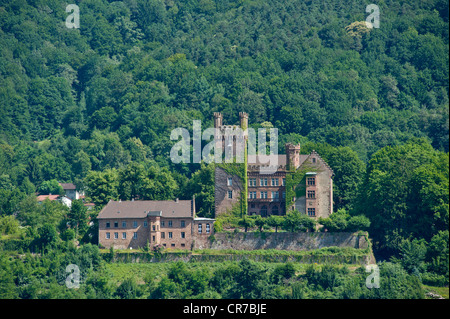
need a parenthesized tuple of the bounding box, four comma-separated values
(37, 194, 60, 201)
(97, 200, 193, 219)
(60, 183, 76, 190)
(300, 150, 334, 176)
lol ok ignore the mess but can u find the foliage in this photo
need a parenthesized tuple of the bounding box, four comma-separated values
(282, 210, 316, 232)
(0, 0, 448, 299)
(319, 208, 370, 232)
(355, 139, 449, 259)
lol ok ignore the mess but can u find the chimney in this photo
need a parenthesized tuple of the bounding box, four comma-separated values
(285, 143, 301, 170)
(213, 112, 223, 128)
(239, 112, 248, 130)
(192, 195, 196, 217)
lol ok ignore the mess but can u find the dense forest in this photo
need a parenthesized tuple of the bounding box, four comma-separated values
(0, 0, 448, 298)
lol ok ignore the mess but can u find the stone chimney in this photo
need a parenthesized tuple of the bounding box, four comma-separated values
(285, 143, 301, 170)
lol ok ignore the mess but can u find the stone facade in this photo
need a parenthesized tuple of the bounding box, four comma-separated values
(97, 199, 214, 250)
(214, 166, 244, 216)
(203, 232, 370, 251)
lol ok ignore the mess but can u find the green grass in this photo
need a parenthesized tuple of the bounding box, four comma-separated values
(423, 285, 449, 299)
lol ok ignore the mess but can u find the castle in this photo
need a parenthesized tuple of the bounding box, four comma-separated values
(97, 112, 334, 249)
(214, 112, 334, 219)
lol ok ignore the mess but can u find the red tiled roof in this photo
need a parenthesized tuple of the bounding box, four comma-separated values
(37, 195, 60, 201)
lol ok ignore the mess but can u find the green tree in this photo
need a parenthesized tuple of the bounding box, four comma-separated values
(227, 259, 267, 299)
(118, 162, 146, 200)
(38, 179, 64, 195)
(114, 277, 140, 299)
(0, 215, 20, 235)
(84, 169, 119, 206)
(253, 215, 266, 232)
(357, 139, 448, 258)
(267, 215, 284, 233)
(283, 210, 316, 232)
(67, 199, 88, 237)
(238, 215, 255, 232)
(36, 223, 59, 251)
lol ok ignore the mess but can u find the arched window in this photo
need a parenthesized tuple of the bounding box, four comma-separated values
(272, 206, 279, 216)
(260, 205, 267, 217)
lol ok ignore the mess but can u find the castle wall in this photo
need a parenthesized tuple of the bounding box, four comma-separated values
(198, 231, 370, 251)
(214, 166, 243, 215)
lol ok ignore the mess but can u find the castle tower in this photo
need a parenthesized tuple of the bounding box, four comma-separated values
(285, 143, 301, 170)
(213, 112, 223, 128)
(239, 112, 248, 130)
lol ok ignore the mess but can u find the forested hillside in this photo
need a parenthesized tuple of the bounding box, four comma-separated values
(0, 0, 449, 296)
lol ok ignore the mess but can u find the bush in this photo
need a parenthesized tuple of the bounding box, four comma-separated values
(421, 272, 449, 287)
(0, 215, 20, 236)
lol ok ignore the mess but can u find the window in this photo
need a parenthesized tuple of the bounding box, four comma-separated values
(228, 190, 233, 199)
(181, 243, 185, 248)
(171, 244, 175, 247)
(161, 221, 165, 227)
(312, 158, 316, 163)
(261, 206, 268, 217)
(181, 232, 185, 238)
(114, 232, 118, 239)
(260, 178, 267, 186)
(271, 178, 279, 186)
(249, 191, 257, 199)
(168, 220, 173, 228)
(122, 232, 126, 239)
(181, 220, 185, 227)
(282, 192, 286, 199)
(144, 221, 148, 227)
(260, 191, 268, 199)
(272, 191, 279, 200)
(168, 232, 173, 239)
(249, 178, 256, 187)
(114, 222, 118, 228)
(152, 225, 156, 231)
(307, 190, 315, 199)
(307, 177, 315, 186)
(161, 232, 165, 239)
(106, 222, 110, 228)
(152, 236, 155, 241)
(133, 221, 138, 228)
(122, 221, 127, 228)
(106, 232, 110, 239)
(282, 178, 286, 186)
(227, 177, 233, 186)
(198, 223, 202, 234)
(206, 224, 210, 234)
(308, 208, 316, 217)
(133, 232, 138, 239)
